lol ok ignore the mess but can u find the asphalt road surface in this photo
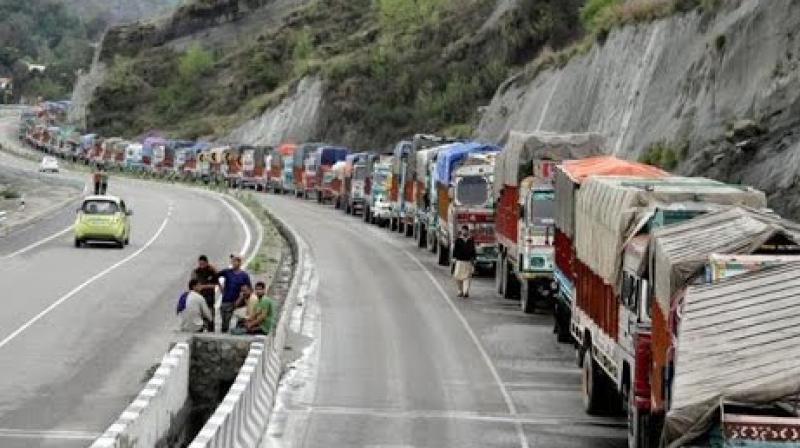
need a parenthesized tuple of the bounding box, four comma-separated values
(259, 194, 627, 448)
(0, 112, 259, 447)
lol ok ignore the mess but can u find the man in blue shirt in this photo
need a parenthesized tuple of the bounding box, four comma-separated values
(217, 254, 251, 332)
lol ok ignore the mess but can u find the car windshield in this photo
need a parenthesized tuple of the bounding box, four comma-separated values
(456, 176, 489, 206)
(42, 157, 55, 163)
(83, 200, 119, 215)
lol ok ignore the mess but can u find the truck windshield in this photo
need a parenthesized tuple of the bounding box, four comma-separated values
(354, 166, 367, 180)
(456, 176, 489, 206)
(530, 191, 555, 226)
(374, 172, 388, 185)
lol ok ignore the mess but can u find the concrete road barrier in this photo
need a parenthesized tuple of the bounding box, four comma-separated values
(90, 342, 191, 448)
(187, 200, 306, 448)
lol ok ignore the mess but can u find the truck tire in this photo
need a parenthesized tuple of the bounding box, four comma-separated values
(496, 254, 505, 295)
(521, 280, 537, 314)
(582, 349, 605, 415)
(398, 221, 405, 234)
(430, 233, 438, 254)
(390, 218, 398, 232)
(502, 261, 520, 300)
(437, 242, 449, 266)
(417, 224, 427, 249)
(554, 302, 572, 343)
(405, 223, 414, 238)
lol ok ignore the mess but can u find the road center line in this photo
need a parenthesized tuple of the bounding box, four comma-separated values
(1, 225, 73, 259)
(402, 249, 531, 448)
(0, 208, 172, 350)
(309, 202, 531, 448)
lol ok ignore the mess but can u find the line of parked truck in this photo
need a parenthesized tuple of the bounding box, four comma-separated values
(19, 105, 800, 448)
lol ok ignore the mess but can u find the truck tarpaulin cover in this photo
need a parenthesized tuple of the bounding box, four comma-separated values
(433, 142, 499, 186)
(649, 207, 800, 317)
(664, 262, 800, 448)
(317, 147, 349, 166)
(416, 144, 454, 183)
(493, 131, 605, 199)
(554, 156, 666, 239)
(575, 176, 766, 287)
(293, 143, 325, 168)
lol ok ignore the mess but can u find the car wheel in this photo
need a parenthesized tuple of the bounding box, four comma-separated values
(124, 237, 130, 246)
(74, 239, 82, 248)
(117, 240, 125, 249)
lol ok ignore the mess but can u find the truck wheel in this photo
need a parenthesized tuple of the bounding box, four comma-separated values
(398, 221, 404, 234)
(437, 243, 449, 266)
(582, 349, 605, 415)
(405, 223, 413, 238)
(521, 280, 537, 314)
(496, 254, 505, 295)
(417, 224, 427, 249)
(502, 261, 519, 300)
(555, 302, 572, 343)
(430, 233, 438, 254)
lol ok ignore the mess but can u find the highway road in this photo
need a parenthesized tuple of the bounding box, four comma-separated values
(259, 194, 627, 448)
(0, 112, 259, 447)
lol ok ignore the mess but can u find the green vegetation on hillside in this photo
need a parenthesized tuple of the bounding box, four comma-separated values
(89, 0, 584, 146)
(0, 0, 98, 101)
(580, 0, 722, 38)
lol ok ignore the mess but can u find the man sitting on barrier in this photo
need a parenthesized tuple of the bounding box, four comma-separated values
(233, 281, 275, 335)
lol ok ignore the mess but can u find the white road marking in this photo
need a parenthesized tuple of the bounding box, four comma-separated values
(216, 196, 252, 264)
(0, 428, 101, 440)
(402, 249, 531, 448)
(284, 200, 531, 448)
(1, 225, 73, 259)
(285, 405, 626, 429)
(0, 207, 172, 350)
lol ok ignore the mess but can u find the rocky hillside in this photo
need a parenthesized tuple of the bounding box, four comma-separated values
(58, 0, 179, 23)
(79, 0, 583, 144)
(477, 0, 800, 219)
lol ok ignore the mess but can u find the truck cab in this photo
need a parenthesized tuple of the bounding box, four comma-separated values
(447, 154, 498, 271)
(368, 161, 393, 226)
(515, 180, 557, 312)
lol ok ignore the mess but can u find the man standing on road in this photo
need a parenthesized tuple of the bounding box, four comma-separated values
(452, 225, 476, 298)
(99, 167, 109, 195)
(192, 255, 218, 332)
(179, 279, 213, 333)
(92, 167, 101, 195)
(217, 254, 251, 332)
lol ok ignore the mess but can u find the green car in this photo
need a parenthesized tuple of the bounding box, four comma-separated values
(74, 195, 132, 248)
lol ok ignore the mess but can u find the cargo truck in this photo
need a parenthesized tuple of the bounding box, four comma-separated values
(314, 146, 349, 203)
(293, 143, 326, 197)
(364, 155, 393, 226)
(494, 131, 605, 313)
(395, 135, 456, 237)
(552, 156, 666, 340)
(432, 142, 499, 271)
(566, 177, 767, 447)
(413, 144, 453, 250)
(341, 152, 369, 215)
(389, 140, 411, 231)
(616, 206, 799, 447)
(268, 143, 296, 193)
(240, 145, 269, 189)
(661, 260, 800, 448)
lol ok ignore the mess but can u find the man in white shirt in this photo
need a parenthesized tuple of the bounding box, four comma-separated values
(180, 279, 213, 333)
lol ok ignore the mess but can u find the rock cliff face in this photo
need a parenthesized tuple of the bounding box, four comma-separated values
(223, 76, 323, 145)
(477, 0, 800, 218)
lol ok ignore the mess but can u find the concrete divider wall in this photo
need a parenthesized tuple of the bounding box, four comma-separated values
(187, 201, 306, 447)
(90, 342, 191, 448)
